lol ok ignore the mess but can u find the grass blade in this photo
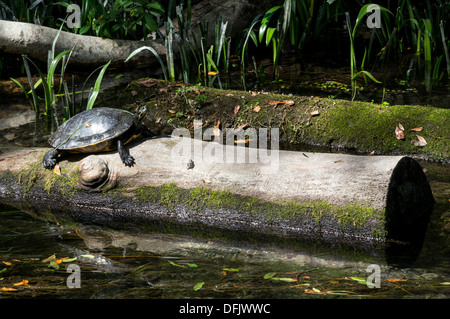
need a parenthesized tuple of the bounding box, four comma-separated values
(86, 60, 110, 110)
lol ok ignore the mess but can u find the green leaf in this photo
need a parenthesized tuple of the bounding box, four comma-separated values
(193, 282, 205, 291)
(125, 46, 168, 81)
(80, 25, 91, 35)
(169, 261, 185, 268)
(259, 5, 282, 43)
(188, 264, 198, 268)
(265, 27, 277, 46)
(48, 261, 60, 269)
(80, 254, 95, 259)
(61, 257, 77, 263)
(86, 60, 110, 110)
(350, 276, 369, 285)
(264, 272, 277, 279)
(223, 268, 239, 272)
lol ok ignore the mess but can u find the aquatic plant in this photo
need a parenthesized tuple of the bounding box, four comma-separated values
(54, 0, 164, 40)
(344, 5, 390, 100)
(0, 0, 50, 24)
(126, 1, 231, 88)
(11, 21, 110, 124)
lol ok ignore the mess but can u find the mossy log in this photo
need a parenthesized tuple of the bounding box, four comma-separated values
(118, 79, 449, 163)
(0, 135, 434, 264)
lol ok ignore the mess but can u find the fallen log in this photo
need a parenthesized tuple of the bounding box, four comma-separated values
(0, 0, 272, 68)
(0, 20, 165, 69)
(0, 134, 434, 265)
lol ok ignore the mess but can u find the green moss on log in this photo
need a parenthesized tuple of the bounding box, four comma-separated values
(134, 184, 386, 239)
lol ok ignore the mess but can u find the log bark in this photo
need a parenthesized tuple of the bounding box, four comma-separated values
(0, 135, 434, 264)
(0, 20, 165, 69)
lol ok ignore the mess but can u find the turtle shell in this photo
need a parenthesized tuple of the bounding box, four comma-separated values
(48, 107, 135, 153)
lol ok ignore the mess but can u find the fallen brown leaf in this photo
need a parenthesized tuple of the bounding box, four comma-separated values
(234, 105, 240, 115)
(310, 110, 320, 116)
(138, 79, 157, 87)
(53, 164, 61, 176)
(168, 110, 176, 114)
(253, 105, 261, 112)
(387, 279, 408, 283)
(411, 135, 428, 146)
(395, 125, 405, 140)
(410, 127, 423, 132)
(368, 150, 375, 156)
(0, 287, 18, 292)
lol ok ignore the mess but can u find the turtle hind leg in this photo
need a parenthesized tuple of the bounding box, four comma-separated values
(117, 139, 135, 167)
(43, 149, 60, 169)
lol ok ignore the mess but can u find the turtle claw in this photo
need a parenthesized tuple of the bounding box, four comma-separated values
(120, 154, 135, 167)
(43, 149, 59, 170)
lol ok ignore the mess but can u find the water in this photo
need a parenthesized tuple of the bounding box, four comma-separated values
(1, 194, 449, 299)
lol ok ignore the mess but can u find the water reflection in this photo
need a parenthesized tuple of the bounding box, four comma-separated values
(0, 204, 449, 299)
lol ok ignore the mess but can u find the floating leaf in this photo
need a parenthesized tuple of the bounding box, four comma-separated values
(264, 272, 277, 280)
(410, 127, 423, 132)
(223, 268, 239, 272)
(62, 257, 78, 263)
(395, 126, 405, 140)
(387, 278, 407, 283)
(42, 255, 56, 263)
(169, 261, 185, 268)
(13, 280, 29, 286)
(350, 277, 369, 285)
(304, 288, 327, 295)
(80, 254, 95, 259)
(193, 282, 204, 291)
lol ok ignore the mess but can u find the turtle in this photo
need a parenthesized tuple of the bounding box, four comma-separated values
(43, 106, 150, 170)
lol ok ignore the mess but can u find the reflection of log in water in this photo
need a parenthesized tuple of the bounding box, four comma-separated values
(0, 137, 434, 265)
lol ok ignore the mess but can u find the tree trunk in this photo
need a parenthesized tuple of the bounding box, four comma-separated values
(0, 135, 434, 264)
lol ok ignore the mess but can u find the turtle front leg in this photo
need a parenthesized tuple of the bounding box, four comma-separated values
(43, 149, 60, 169)
(117, 139, 135, 167)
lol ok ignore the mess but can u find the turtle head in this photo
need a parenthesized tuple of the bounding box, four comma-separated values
(134, 105, 149, 126)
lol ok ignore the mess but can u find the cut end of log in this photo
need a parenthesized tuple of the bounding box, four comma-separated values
(385, 157, 435, 266)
